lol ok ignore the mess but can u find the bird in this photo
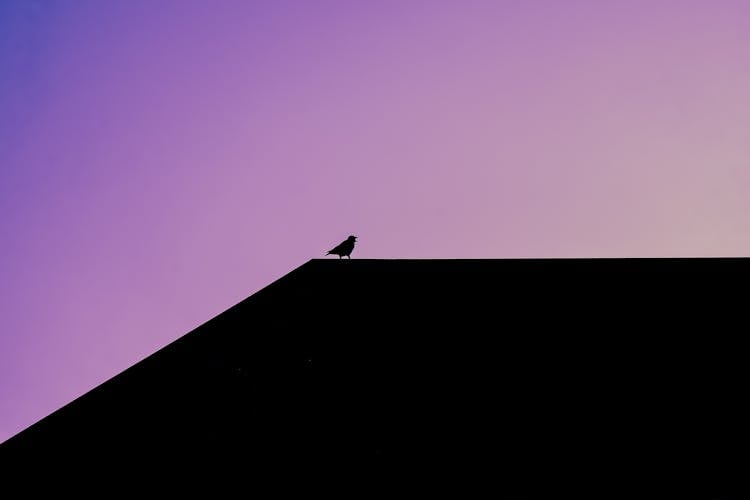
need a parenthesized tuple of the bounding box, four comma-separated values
(326, 235, 357, 259)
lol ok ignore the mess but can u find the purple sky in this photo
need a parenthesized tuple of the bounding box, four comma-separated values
(2, 0, 750, 443)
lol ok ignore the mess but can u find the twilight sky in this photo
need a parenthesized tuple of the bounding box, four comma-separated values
(2, 0, 750, 442)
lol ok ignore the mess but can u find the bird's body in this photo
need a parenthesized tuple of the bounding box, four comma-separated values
(326, 235, 357, 259)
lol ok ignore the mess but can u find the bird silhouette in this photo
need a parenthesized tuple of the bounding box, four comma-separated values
(326, 235, 357, 259)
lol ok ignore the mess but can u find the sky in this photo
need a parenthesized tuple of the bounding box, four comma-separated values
(1, 0, 750, 443)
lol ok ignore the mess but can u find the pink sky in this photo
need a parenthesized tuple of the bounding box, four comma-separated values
(2, 0, 750, 443)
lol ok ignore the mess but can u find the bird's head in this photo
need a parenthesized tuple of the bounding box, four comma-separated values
(348, 235, 357, 242)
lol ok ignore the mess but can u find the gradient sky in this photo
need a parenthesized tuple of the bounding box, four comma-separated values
(2, 0, 750, 443)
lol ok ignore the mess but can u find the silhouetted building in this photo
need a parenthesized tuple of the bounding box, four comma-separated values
(1, 258, 747, 497)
